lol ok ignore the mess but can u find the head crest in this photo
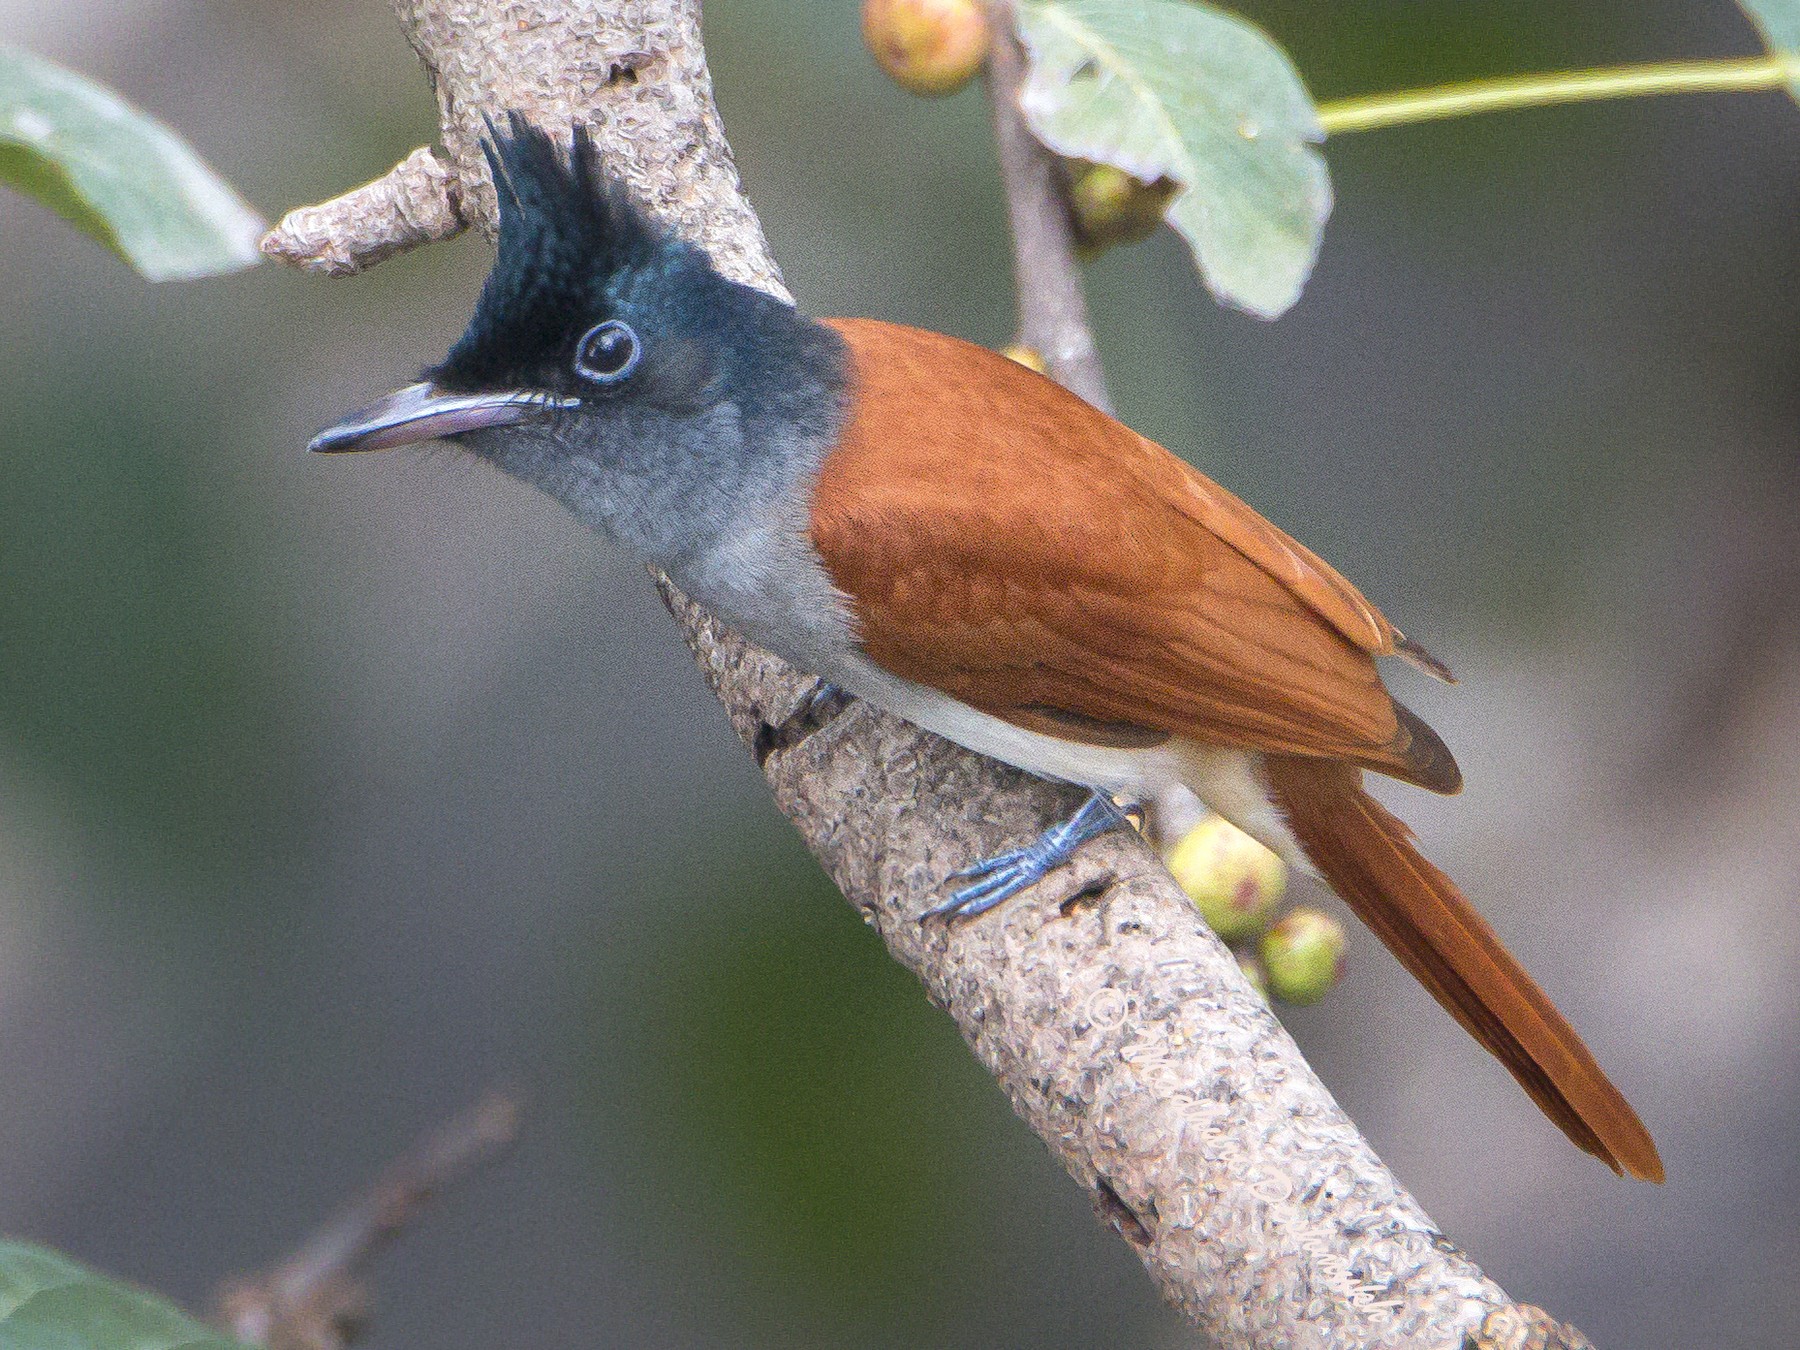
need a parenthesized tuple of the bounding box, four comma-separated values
(482, 113, 662, 278)
(435, 113, 667, 390)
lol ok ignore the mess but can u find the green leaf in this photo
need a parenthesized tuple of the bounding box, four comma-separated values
(0, 45, 264, 281)
(1739, 1, 1800, 100)
(0, 1240, 249, 1350)
(1014, 0, 1330, 318)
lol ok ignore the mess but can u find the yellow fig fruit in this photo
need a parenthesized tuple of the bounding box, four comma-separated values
(1165, 814, 1286, 944)
(862, 0, 991, 97)
(1260, 909, 1347, 1007)
(1066, 161, 1176, 258)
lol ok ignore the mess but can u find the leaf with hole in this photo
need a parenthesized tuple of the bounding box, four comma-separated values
(1739, 0, 1800, 100)
(0, 45, 264, 281)
(1014, 0, 1329, 319)
(0, 1240, 247, 1350)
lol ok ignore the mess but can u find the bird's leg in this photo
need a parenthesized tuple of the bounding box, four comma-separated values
(755, 680, 853, 766)
(800, 679, 849, 720)
(922, 790, 1132, 921)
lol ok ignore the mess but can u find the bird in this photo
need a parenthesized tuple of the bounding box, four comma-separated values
(310, 115, 1663, 1182)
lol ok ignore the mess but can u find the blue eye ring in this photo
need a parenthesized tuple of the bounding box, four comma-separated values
(573, 319, 641, 384)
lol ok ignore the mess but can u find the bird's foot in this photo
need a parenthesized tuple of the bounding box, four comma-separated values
(922, 791, 1132, 922)
(755, 680, 852, 766)
(799, 680, 849, 720)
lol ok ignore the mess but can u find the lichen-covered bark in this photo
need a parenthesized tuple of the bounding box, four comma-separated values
(263, 2, 1602, 1345)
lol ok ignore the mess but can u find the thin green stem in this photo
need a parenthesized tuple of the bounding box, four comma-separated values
(1316, 54, 1798, 136)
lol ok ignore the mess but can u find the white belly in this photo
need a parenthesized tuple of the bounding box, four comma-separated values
(823, 650, 1306, 867)
(672, 526, 1306, 866)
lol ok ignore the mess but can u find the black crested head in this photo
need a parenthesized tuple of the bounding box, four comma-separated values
(340, 112, 852, 566)
(425, 113, 843, 433)
(309, 108, 848, 572)
(432, 114, 671, 394)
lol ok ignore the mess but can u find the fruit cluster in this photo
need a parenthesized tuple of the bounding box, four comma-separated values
(1163, 814, 1346, 1006)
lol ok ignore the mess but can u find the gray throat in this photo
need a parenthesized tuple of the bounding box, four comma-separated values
(464, 385, 861, 678)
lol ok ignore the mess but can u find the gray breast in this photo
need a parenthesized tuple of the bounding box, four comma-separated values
(665, 480, 860, 678)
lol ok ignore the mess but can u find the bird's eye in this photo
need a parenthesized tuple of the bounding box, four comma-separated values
(573, 320, 641, 385)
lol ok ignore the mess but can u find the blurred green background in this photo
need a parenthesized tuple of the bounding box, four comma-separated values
(2, 2, 1797, 1346)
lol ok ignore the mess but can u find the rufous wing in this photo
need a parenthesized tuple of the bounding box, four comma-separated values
(809, 318, 1458, 792)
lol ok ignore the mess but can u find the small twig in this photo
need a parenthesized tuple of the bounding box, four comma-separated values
(1317, 53, 1800, 137)
(983, 0, 1112, 414)
(261, 146, 465, 276)
(216, 1091, 521, 1350)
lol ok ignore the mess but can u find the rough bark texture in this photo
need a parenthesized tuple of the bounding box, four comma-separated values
(262, 146, 462, 275)
(265, 2, 1601, 1346)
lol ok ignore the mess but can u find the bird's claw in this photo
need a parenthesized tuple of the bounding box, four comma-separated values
(922, 792, 1132, 923)
(924, 851, 1053, 921)
(946, 847, 1029, 882)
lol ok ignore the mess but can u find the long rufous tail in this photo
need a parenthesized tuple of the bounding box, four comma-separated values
(1264, 755, 1664, 1181)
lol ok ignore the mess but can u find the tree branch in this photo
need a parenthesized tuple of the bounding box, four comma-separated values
(983, 0, 1111, 413)
(263, 147, 463, 275)
(263, 3, 1599, 1345)
(216, 1091, 520, 1350)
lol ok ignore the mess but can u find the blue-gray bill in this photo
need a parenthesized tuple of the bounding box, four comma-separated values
(308, 380, 574, 454)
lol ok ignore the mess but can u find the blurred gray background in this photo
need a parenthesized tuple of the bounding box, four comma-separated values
(2, 1, 1797, 1346)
